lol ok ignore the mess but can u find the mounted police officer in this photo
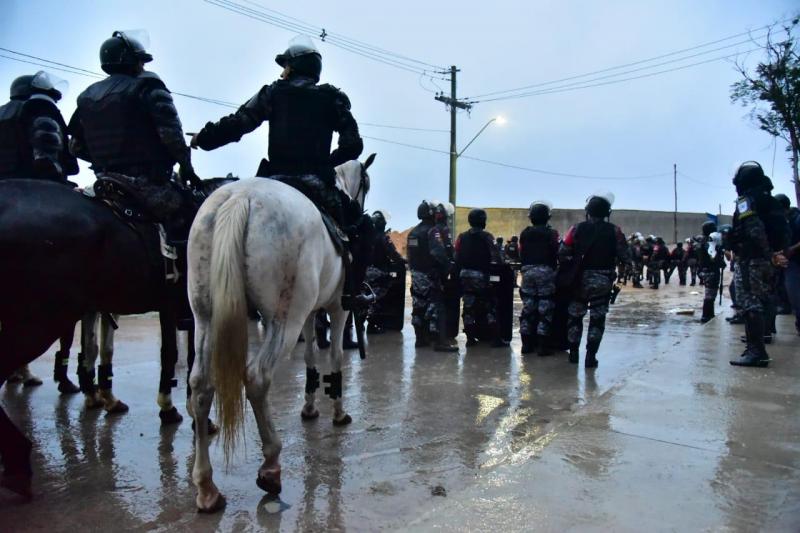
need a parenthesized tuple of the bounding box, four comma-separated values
(454, 208, 507, 348)
(518, 201, 560, 355)
(69, 30, 198, 241)
(697, 221, 725, 323)
(727, 162, 789, 367)
(0, 71, 78, 182)
(407, 200, 458, 352)
(560, 192, 630, 368)
(190, 36, 370, 310)
(365, 209, 404, 333)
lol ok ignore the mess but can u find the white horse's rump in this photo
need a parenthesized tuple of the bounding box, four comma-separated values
(187, 157, 372, 512)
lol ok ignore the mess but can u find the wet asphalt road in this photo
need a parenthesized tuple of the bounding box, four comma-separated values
(1, 280, 798, 532)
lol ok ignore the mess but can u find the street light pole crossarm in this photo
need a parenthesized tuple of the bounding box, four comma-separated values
(458, 116, 504, 158)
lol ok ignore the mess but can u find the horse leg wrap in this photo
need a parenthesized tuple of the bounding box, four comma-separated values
(76, 353, 96, 394)
(97, 364, 113, 391)
(53, 350, 69, 382)
(159, 371, 178, 395)
(323, 371, 343, 400)
(305, 367, 320, 395)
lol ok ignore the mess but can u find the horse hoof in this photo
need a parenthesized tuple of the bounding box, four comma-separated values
(57, 379, 81, 395)
(105, 400, 129, 415)
(1, 473, 33, 501)
(23, 377, 43, 387)
(84, 396, 104, 410)
(197, 492, 227, 514)
(300, 408, 320, 421)
(191, 419, 219, 436)
(256, 468, 282, 495)
(159, 406, 184, 425)
(332, 414, 352, 426)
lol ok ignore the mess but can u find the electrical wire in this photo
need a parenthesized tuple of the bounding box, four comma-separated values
(464, 17, 794, 100)
(677, 171, 730, 189)
(361, 122, 447, 133)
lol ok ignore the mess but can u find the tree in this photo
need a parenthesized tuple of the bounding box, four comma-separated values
(731, 17, 800, 205)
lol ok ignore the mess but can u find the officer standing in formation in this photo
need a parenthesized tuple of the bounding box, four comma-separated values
(518, 201, 560, 355)
(406, 200, 458, 352)
(727, 162, 789, 367)
(697, 221, 725, 323)
(560, 192, 631, 367)
(364, 209, 405, 333)
(454, 208, 508, 347)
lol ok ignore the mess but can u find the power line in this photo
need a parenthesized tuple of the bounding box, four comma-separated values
(677, 171, 729, 189)
(362, 134, 672, 181)
(203, 0, 449, 79)
(468, 46, 763, 103)
(464, 18, 794, 100)
(360, 122, 447, 133)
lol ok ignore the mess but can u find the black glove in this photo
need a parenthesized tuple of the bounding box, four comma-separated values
(179, 162, 202, 190)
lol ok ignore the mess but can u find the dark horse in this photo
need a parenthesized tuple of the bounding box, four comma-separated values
(0, 177, 230, 499)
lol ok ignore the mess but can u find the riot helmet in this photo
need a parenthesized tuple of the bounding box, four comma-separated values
(528, 200, 552, 224)
(10, 71, 67, 101)
(510, 236, 518, 242)
(732, 161, 772, 196)
(275, 35, 322, 81)
(416, 200, 434, 220)
(434, 201, 454, 224)
(701, 221, 717, 237)
(774, 193, 791, 210)
(100, 30, 153, 74)
(467, 208, 487, 229)
(585, 190, 614, 219)
(371, 209, 389, 232)
(684, 238, 691, 244)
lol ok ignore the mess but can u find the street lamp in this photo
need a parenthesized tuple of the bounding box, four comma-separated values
(448, 116, 504, 229)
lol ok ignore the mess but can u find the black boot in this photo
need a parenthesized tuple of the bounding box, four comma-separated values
(464, 323, 480, 347)
(414, 325, 430, 348)
(53, 350, 80, 395)
(536, 335, 554, 356)
(520, 334, 536, 354)
(568, 345, 579, 364)
(700, 299, 715, 323)
(731, 312, 770, 367)
(433, 314, 458, 352)
(490, 324, 509, 348)
(342, 313, 359, 350)
(585, 340, 600, 368)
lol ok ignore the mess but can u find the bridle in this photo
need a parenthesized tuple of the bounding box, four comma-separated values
(352, 164, 370, 209)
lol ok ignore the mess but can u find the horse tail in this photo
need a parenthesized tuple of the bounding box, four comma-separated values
(209, 194, 250, 461)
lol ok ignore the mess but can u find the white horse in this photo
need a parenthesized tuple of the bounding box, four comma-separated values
(187, 155, 375, 512)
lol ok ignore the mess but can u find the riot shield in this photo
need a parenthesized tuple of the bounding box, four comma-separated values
(493, 264, 515, 342)
(370, 263, 406, 331)
(444, 275, 461, 339)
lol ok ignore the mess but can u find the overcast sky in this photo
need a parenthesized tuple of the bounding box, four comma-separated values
(1, 0, 797, 231)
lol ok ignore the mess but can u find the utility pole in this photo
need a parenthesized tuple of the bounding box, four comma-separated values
(673, 163, 678, 244)
(435, 66, 472, 227)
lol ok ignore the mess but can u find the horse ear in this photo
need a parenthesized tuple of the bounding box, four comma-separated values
(363, 153, 377, 170)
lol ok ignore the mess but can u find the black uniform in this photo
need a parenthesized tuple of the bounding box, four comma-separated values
(518, 224, 559, 344)
(365, 230, 404, 327)
(455, 227, 502, 343)
(407, 219, 452, 340)
(0, 94, 78, 181)
(194, 76, 362, 227)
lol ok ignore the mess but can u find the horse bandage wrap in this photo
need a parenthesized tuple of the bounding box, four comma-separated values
(98, 363, 113, 390)
(77, 353, 96, 394)
(306, 367, 320, 394)
(323, 371, 343, 400)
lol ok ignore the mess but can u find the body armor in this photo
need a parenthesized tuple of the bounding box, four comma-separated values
(456, 228, 494, 272)
(0, 100, 26, 177)
(407, 221, 434, 272)
(75, 73, 173, 178)
(519, 225, 558, 268)
(573, 220, 618, 270)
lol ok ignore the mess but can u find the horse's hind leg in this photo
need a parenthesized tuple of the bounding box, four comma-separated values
(0, 400, 32, 500)
(326, 307, 352, 426)
(97, 314, 127, 414)
(301, 313, 320, 420)
(78, 312, 104, 409)
(189, 320, 225, 512)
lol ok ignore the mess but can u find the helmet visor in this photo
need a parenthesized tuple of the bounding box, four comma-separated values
(114, 29, 153, 62)
(31, 70, 69, 96)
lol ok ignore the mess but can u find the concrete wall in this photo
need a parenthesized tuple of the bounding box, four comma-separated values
(455, 206, 732, 244)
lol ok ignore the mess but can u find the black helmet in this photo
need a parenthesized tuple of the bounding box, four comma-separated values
(275, 36, 322, 81)
(510, 236, 518, 242)
(100, 30, 153, 74)
(528, 200, 552, 224)
(417, 200, 434, 220)
(10, 71, 64, 101)
(371, 210, 387, 231)
(467, 208, 487, 229)
(732, 161, 772, 195)
(434, 201, 453, 223)
(774, 193, 791, 210)
(702, 221, 717, 237)
(585, 192, 614, 218)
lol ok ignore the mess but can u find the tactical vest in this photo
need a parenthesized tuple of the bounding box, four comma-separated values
(371, 233, 391, 270)
(0, 100, 27, 178)
(268, 82, 336, 177)
(519, 225, 558, 267)
(457, 229, 493, 272)
(407, 221, 435, 272)
(574, 220, 618, 270)
(505, 242, 519, 260)
(76, 74, 173, 177)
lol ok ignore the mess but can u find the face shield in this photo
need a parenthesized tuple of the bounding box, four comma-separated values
(114, 29, 153, 62)
(587, 190, 615, 207)
(275, 35, 320, 66)
(30, 71, 69, 97)
(530, 200, 553, 210)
